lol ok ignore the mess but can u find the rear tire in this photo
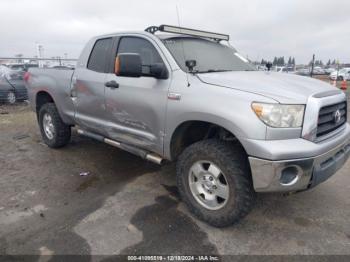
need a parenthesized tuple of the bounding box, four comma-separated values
(7, 91, 16, 104)
(337, 76, 344, 81)
(176, 139, 255, 227)
(38, 103, 71, 148)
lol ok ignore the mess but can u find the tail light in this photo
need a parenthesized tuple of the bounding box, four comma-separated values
(24, 72, 31, 82)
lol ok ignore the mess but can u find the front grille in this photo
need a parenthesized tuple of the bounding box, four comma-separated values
(317, 101, 347, 138)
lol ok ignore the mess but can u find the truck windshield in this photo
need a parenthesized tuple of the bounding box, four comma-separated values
(162, 37, 255, 73)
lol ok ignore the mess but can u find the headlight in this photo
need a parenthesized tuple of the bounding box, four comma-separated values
(252, 102, 305, 128)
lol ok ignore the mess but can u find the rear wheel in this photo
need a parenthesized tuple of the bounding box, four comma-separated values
(337, 76, 344, 81)
(38, 103, 71, 148)
(176, 139, 255, 227)
(7, 91, 16, 104)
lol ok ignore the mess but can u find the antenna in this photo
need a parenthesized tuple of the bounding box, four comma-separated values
(176, 5, 190, 87)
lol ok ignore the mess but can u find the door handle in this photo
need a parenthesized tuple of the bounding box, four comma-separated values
(105, 80, 119, 89)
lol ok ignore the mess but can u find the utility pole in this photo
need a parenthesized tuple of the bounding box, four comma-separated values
(310, 54, 315, 78)
(36, 43, 44, 68)
(336, 59, 340, 81)
(63, 53, 68, 66)
(57, 56, 62, 66)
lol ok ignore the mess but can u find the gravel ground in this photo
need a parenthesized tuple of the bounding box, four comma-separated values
(0, 88, 349, 259)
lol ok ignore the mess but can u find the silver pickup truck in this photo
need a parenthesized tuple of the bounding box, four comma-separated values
(26, 25, 350, 227)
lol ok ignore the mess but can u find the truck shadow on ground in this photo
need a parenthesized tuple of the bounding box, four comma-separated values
(101, 186, 218, 262)
(119, 193, 218, 256)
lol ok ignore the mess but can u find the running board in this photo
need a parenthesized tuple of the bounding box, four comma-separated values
(77, 129, 163, 165)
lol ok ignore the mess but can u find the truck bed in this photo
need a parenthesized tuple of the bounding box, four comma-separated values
(26, 68, 76, 124)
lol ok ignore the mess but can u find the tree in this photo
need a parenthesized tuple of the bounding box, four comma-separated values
(287, 56, 292, 65)
(273, 57, 277, 65)
(314, 60, 323, 66)
(327, 59, 331, 66)
(292, 57, 295, 65)
(279, 57, 285, 66)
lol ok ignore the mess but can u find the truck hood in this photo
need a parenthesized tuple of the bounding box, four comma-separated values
(197, 71, 337, 104)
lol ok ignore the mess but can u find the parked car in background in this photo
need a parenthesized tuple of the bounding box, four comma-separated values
(0, 66, 28, 104)
(5, 63, 26, 72)
(49, 65, 74, 69)
(0, 65, 8, 77)
(276, 66, 296, 74)
(296, 68, 310, 76)
(325, 67, 336, 75)
(23, 64, 39, 72)
(329, 68, 350, 81)
(312, 67, 325, 75)
(6, 63, 39, 72)
(256, 64, 268, 71)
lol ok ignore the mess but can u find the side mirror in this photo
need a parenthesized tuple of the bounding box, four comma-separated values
(115, 53, 142, 77)
(150, 63, 169, 79)
(185, 60, 197, 72)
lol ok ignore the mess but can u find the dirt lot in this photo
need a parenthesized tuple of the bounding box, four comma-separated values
(0, 88, 350, 258)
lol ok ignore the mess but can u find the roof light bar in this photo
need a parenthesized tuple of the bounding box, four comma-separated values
(145, 24, 229, 41)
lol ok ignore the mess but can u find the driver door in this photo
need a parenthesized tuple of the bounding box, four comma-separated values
(104, 36, 171, 155)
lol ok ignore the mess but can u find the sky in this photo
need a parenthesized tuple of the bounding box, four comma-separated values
(0, 0, 349, 64)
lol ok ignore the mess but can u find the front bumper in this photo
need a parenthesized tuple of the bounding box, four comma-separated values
(247, 124, 350, 192)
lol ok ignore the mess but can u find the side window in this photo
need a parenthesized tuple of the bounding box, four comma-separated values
(87, 38, 113, 73)
(117, 37, 163, 75)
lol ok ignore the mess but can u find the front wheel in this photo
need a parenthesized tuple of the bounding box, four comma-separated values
(176, 139, 255, 227)
(38, 103, 71, 148)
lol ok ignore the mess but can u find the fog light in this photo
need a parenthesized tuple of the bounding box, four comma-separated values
(280, 166, 300, 186)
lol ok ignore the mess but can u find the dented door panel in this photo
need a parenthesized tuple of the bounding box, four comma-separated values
(104, 74, 170, 155)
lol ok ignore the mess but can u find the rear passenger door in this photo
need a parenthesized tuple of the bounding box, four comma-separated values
(73, 37, 114, 135)
(104, 35, 171, 155)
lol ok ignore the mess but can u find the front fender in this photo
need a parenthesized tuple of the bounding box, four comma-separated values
(164, 74, 274, 159)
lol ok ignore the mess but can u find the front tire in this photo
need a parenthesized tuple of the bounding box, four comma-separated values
(176, 139, 255, 227)
(38, 103, 71, 148)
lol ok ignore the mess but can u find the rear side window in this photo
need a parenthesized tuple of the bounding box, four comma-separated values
(87, 38, 113, 73)
(117, 37, 163, 74)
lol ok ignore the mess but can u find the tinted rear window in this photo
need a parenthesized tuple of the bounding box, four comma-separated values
(87, 38, 113, 73)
